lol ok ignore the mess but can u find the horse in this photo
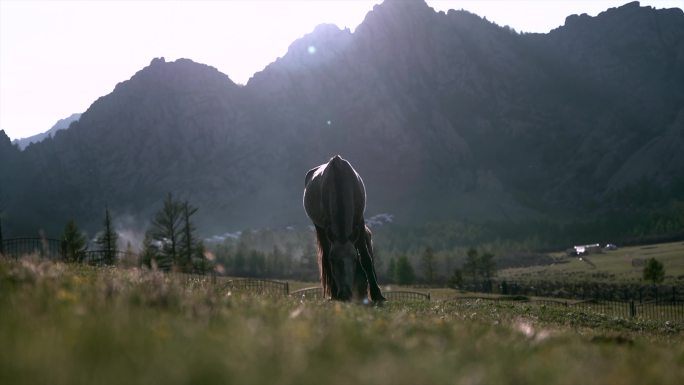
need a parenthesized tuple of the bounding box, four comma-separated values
(303, 155, 385, 302)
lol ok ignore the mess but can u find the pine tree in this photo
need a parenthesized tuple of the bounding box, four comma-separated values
(421, 247, 435, 285)
(141, 233, 157, 268)
(462, 247, 480, 283)
(461, 248, 497, 290)
(146, 193, 184, 271)
(300, 243, 318, 280)
(448, 268, 463, 289)
(643, 258, 665, 285)
(479, 252, 496, 292)
(179, 201, 199, 272)
(269, 246, 284, 277)
(395, 255, 416, 285)
(386, 257, 397, 283)
(96, 207, 118, 265)
(124, 241, 135, 266)
(61, 219, 87, 263)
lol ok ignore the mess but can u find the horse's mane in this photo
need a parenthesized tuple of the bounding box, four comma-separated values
(315, 226, 334, 298)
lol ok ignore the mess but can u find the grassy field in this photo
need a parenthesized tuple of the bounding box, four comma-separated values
(1, 257, 683, 385)
(498, 241, 684, 283)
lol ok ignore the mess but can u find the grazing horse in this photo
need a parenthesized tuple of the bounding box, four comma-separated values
(303, 155, 385, 302)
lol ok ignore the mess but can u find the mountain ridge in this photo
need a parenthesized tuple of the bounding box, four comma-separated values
(12, 113, 82, 150)
(1, 0, 683, 238)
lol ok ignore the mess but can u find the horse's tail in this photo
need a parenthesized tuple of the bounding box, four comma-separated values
(315, 225, 334, 298)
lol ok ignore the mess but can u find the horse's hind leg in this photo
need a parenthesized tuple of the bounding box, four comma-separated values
(355, 225, 386, 302)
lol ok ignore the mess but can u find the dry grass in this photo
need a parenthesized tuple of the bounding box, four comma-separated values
(1, 256, 683, 385)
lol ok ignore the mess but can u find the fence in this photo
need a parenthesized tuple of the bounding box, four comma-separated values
(82, 250, 137, 266)
(450, 296, 684, 322)
(384, 290, 431, 301)
(290, 287, 324, 299)
(1, 237, 63, 260)
(288, 287, 431, 302)
(458, 279, 684, 304)
(225, 278, 290, 296)
(1, 237, 210, 272)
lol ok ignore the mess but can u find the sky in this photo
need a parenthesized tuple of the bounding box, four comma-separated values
(1, 0, 682, 140)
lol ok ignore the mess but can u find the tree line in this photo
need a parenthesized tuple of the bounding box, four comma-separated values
(208, 231, 498, 288)
(48, 193, 208, 273)
(60, 207, 120, 264)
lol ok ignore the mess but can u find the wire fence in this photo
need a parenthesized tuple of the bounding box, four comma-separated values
(290, 287, 324, 299)
(225, 278, 290, 296)
(1, 237, 63, 260)
(3, 237, 682, 321)
(450, 296, 684, 323)
(384, 290, 431, 301)
(1, 237, 209, 273)
(288, 287, 431, 302)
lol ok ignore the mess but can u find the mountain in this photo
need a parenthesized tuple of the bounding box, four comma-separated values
(12, 113, 82, 150)
(1, 0, 683, 239)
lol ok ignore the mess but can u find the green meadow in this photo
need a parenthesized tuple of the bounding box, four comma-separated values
(498, 241, 684, 283)
(1, 257, 683, 385)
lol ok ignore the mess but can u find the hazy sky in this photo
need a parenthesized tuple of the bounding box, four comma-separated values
(1, 0, 682, 140)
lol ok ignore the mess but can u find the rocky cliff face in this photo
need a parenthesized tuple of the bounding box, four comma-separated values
(2, 0, 683, 236)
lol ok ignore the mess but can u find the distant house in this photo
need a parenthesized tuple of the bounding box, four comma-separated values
(573, 243, 601, 255)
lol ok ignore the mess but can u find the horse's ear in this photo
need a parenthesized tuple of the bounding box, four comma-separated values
(305, 167, 317, 187)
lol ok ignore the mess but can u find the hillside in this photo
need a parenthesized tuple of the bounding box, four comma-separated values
(1, 0, 683, 239)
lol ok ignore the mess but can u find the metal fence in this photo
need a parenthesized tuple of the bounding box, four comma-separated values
(1, 237, 63, 260)
(384, 290, 431, 301)
(634, 299, 684, 321)
(290, 287, 324, 299)
(0, 238, 141, 266)
(483, 280, 684, 303)
(225, 278, 290, 296)
(82, 250, 136, 266)
(288, 287, 431, 302)
(450, 296, 684, 322)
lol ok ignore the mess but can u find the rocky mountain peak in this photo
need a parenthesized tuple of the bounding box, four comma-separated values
(367, 0, 433, 17)
(120, 57, 238, 93)
(2, 0, 683, 236)
(247, 24, 353, 90)
(356, 0, 435, 37)
(0, 130, 12, 148)
(283, 24, 352, 62)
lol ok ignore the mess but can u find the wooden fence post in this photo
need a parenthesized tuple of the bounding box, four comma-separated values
(629, 301, 636, 318)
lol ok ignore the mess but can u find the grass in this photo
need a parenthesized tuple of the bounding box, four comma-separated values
(498, 241, 684, 283)
(1, 257, 683, 385)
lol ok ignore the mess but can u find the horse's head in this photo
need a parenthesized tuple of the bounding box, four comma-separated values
(329, 241, 357, 301)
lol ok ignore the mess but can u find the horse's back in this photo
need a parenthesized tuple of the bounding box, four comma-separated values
(303, 155, 365, 233)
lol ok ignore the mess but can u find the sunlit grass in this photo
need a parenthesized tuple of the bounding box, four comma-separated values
(499, 241, 684, 283)
(0, 257, 682, 385)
